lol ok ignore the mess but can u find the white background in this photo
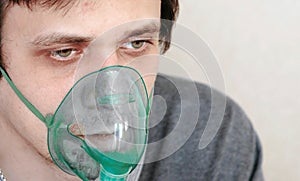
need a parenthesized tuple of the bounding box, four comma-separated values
(162, 0, 300, 180)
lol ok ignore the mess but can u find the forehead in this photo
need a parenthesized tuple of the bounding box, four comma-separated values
(6, 0, 75, 9)
(3, 0, 160, 40)
(6, 0, 160, 17)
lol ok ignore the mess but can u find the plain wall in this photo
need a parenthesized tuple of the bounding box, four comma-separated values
(162, 0, 300, 180)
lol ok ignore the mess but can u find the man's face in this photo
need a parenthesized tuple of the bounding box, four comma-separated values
(0, 0, 160, 164)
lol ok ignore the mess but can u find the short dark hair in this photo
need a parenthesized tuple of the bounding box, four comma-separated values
(0, 0, 179, 74)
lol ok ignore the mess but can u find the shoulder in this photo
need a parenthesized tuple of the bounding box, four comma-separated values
(140, 74, 264, 181)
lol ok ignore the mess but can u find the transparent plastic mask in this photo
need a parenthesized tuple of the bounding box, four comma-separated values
(0, 65, 150, 181)
(48, 66, 149, 180)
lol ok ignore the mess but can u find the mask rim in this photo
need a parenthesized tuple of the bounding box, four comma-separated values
(47, 65, 151, 179)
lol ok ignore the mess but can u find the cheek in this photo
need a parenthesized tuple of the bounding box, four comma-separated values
(2, 43, 77, 117)
(135, 55, 159, 96)
(0, 78, 50, 158)
(33, 76, 76, 115)
(6, 64, 74, 109)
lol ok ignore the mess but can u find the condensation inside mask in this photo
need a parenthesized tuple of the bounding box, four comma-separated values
(48, 66, 149, 180)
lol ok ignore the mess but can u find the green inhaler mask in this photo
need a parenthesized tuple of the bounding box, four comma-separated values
(0, 19, 161, 180)
(0, 65, 150, 181)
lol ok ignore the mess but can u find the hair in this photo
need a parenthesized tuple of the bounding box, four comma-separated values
(0, 0, 179, 75)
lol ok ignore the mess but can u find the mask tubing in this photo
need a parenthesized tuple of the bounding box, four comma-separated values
(0, 67, 46, 124)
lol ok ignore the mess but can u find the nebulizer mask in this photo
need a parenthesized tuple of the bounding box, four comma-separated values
(0, 19, 160, 180)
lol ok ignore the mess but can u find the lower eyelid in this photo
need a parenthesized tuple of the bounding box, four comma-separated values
(47, 55, 82, 66)
(119, 44, 151, 57)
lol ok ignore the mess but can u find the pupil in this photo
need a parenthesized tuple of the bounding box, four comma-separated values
(132, 41, 143, 49)
(58, 49, 72, 57)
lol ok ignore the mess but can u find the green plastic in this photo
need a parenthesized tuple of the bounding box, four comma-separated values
(100, 166, 129, 181)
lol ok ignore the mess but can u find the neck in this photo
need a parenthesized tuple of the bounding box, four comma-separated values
(0, 117, 81, 181)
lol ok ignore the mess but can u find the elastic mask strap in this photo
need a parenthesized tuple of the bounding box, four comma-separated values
(0, 67, 47, 124)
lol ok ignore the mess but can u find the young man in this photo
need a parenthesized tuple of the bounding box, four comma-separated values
(0, 0, 263, 180)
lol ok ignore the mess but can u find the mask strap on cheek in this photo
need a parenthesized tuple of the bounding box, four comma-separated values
(0, 66, 51, 126)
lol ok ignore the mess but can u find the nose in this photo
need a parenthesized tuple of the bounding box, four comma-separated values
(100, 53, 121, 68)
(101, 53, 120, 68)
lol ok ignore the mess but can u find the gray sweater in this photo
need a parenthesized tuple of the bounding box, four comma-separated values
(139, 75, 264, 181)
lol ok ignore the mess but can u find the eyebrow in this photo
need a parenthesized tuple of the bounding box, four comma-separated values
(30, 21, 160, 47)
(31, 33, 95, 47)
(121, 21, 160, 40)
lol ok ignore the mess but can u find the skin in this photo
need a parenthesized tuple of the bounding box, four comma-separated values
(0, 0, 160, 180)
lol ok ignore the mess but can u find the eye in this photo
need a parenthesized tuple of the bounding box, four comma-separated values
(118, 39, 156, 58)
(55, 49, 73, 57)
(50, 48, 81, 61)
(121, 40, 148, 50)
